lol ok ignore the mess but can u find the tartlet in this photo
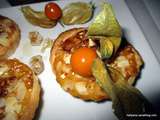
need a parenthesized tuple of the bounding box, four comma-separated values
(50, 28, 143, 101)
(0, 59, 40, 120)
(0, 15, 20, 59)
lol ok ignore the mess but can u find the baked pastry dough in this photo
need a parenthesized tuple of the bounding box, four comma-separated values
(0, 59, 40, 120)
(50, 28, 143, 101)
(0, 15, 20, 59)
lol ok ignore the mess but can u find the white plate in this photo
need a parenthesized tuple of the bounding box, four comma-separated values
(0, 0, 160, 120)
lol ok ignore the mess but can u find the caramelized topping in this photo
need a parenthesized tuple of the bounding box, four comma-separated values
(0, 59, 34, 97)
(0, 76, 16, 97)
(62, 37, 81, 51)
(62, 30, 89, 52)
(9, 59, 33, 89)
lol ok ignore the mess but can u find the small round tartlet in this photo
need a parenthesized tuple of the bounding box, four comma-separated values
(0, 15, 20, 59)
(0, 59, 40, 120)
(50, 28, 143, 101)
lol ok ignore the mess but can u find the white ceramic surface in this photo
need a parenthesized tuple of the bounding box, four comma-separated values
(0, 0, 160, 120)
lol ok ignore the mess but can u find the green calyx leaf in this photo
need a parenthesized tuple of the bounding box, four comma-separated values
(98, 36, 121, 59)
(100, 38, 114, 59)
(92, 58, 154, 120)
(87, 2, 122, 59)
(88, 2, 122, 37)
